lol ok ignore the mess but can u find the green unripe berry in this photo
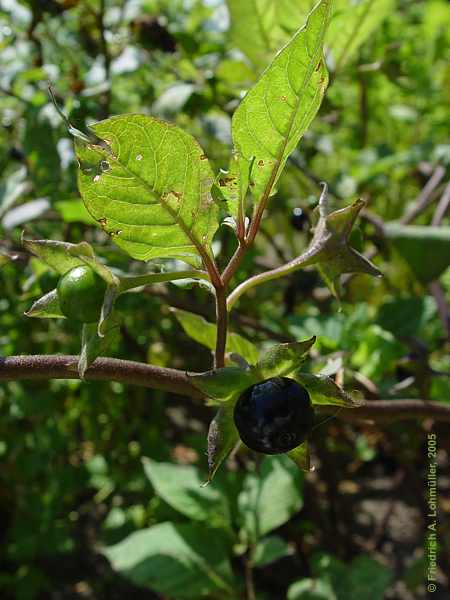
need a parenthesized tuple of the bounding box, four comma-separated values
(57, 266, 106, 323)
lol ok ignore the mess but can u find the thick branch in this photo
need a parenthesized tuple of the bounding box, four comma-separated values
(2, 355, 450, 422)
(0, 355, 203, 399)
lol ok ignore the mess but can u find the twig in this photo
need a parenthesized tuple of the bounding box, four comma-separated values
(400, 166, 445, 225)
(431, 181, 450, 226)
(2, 355, 450, 422)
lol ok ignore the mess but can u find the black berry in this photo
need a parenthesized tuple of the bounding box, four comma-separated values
(233, 377, 314, 454)
(290, 207, 309, 231)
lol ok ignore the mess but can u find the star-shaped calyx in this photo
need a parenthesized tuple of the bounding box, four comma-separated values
(190, 337, 363, 483)
(285, 184, 382, 299)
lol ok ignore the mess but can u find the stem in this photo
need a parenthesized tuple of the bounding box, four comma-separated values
(227, 251, 312, 311)
(244, 549, 256, 600)
(2, 355, 450, 422)
(222, 240, 247, 287)
(214, 285, 228, 368)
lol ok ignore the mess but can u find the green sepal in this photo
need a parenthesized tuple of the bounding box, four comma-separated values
(287, 441, 312, 472)
(23, 237, 119, 285)
(255, 337, 316, 379)
(293, 372, 364, 408)
(190, 367, 256, 402)
(78, 317, 120, 378)
(25, 289, 64, 319)
(206, 400, 240, 484)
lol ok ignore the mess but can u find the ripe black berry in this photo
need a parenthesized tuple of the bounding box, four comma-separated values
(290, 207, 309, 231)
(233, 377, 314, 454)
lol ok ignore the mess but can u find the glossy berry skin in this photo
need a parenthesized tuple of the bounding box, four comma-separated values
(233, 377, 314, 454)
(290, 207, 309, 231)
(57, 266, 106, 323)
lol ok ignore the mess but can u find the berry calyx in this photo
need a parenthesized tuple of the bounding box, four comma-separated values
(233, 377, 314, 454)
(57, 266, 107, 323)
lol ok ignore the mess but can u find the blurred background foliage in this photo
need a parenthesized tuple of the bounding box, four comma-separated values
(0, 0, 449, 598)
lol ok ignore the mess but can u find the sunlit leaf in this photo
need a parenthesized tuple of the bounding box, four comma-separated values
(232, 0, 331, 205)
(75, 115, 219, 266)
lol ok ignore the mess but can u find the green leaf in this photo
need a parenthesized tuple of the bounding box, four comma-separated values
(142, 458, 230, 526)
(253, 535, 292, 568)
(173, 308, 259, 365)
(256, 337, 316, 379)
(103, 522, 235, 598)
(327, 0, 394, 72)
(310, 553, 393, 600)
(227, 0, 314, 67)
(190, 367, 256, 401)
(293, 372, 363, 408)
(346, 556, 393, 600)
(287, 441, 311, 472)
(238, 455, 303, 541)
(231, 0, 331, 205)
(384, 223, 450, 283)
(288, 578, 337, 600)
(75, 115, 219, 266)
(206, 402, 240, 483)
(25, 289, 64, 319)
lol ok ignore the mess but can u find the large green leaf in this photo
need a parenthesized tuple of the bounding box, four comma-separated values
(231, 0, 331, 205)
(75, 115, 219, 266)
(238, 455, 303, 541)
(142, 458, 230, 526)
(103, 522, 235, 598)
(173, 308, 259, 364)
(327, 0, 394, 72)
